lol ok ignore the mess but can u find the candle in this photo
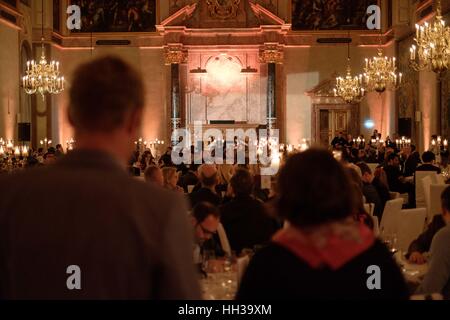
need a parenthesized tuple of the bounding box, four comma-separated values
(432, 139, 436, 146)
(0, 145, 4, 155)
(415, 24, 419, 38)
(444, 139, 448, 147)
(14, 147, 20, 156)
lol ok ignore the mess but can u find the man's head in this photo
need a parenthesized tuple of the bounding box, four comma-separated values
(230, 168, 254, 197)
(198, 164, 218, 189)
(56, 144, 63, 151)
(422, 151, 436, 164)
(191, 202, 220, 244)
(387, 153, 400, 166)
(144, 165, 163, 187)
(441, 186, 450, 223)
(357, 162, 374, 184)
(68, 56, 144, 164)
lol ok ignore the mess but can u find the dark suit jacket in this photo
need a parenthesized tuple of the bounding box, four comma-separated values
(416, 163, 441, 174)
(220, 195, 279, 254)
(407, 214, 446, 257)
(362, 182, 383, 219)
(189, 187, 222, 208)
(0, 150, 200, 299)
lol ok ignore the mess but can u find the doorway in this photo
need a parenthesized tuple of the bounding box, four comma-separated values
(312, 104, 359, 147)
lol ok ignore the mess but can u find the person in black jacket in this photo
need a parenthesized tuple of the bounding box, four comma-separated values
(357, 162, 384, 219)
(220, 169, 279, 255)
(416, 151, 441, 174)
(237, 149, 409, 300)
(407, 214, 446, 264)
(189, 164, 222, 207)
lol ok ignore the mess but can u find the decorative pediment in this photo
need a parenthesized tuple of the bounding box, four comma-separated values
(306, 74, 349, 104)
(158, 0, 285, 30)
(305, 75, 338, 98)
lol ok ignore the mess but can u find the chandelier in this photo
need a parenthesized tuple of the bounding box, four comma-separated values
(22, 0, 64, 100)
(409, 0, 450, 74)
(363, 49, 402, 93)
(334, 41, 365, 103)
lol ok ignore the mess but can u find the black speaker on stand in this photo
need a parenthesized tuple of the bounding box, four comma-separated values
(18, 123, 31, 142)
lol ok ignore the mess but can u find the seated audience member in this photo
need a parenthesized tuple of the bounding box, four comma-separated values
(237, 149, 409, 300)
(191, 202, 223, 265)
(189, 164, 222, 207)
(159, 147, 173, 167)
(416, 151, 441, 174)
(0, 56, 199, 299)
(372, 167, 391, 206)
(178, 169, 199, 193)
(357, 162, 384, 219)
(416, 186, 450, 299)
(403, 146, 421, 177)
(144, 165, 164, 187)
(407, 213, 446, 264)
(44, 147, 57, 165)
(383, 153, 414, 206)
(345, 167, 374, 230)
(331, 132, 346, 148)
(220, 169, 279, 255)
(162, 166, 184, 193)
(55, 144, 64, 158)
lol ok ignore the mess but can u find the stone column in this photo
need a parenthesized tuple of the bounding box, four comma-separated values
(164, 46, 187, 145)
(260, 44, 283, 131)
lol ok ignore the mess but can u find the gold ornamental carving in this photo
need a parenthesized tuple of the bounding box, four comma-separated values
(164, 47, 187, 65)
(259, 45, 284, 64)
(206, 0, 240, 20)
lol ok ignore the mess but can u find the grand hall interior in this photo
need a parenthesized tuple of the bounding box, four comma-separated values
(1, 0, 450, 302)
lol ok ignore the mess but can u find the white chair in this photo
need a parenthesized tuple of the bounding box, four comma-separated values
(436, 174, 445, 185)
(372, 216, 380, 237)
(217, 223, 231, 257)
(367, 163, 379, 174)
(396, 208, 427, 253)
(236, 255, 250, 286)
(380, 198, 404, 236)
(428, 184, 448, 222)
(422, 176, 432, 211)
(415, 171, 437, 208)
(364, 203, 375, 216)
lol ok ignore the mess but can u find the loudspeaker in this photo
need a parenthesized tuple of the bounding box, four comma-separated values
(398, 118, 412, 137)
(18, 123, 31, 142)
(209, 120, 235, 124)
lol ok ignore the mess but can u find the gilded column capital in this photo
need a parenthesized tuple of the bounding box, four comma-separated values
(164, 46, 188, 65)
(259, 44, 284, 64)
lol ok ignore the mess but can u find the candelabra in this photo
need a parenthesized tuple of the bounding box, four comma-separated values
(39, 138, 52, 151)
(395, 136, 412, 149)
(66, 138, 76, 151)
(431, 136, 448, 155)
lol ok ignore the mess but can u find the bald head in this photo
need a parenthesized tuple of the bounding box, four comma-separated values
(198, 164, 218, 188)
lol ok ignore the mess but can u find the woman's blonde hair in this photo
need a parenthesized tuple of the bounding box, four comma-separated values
(162, 167, 178, 188)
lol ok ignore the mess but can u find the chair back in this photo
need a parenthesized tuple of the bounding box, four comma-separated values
(380, 198, 403, 235)
(415, 171, 437, 207)
(428, 184, 448, 222)
(396, 208, 427, 253)
(217, 223, 232, 256)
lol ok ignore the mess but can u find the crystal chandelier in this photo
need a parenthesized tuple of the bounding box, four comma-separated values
(363, 49, 402, 93)
(409, 0, 450, 74)
(22, 0, 64, 100)
(334, 41, 365, 103)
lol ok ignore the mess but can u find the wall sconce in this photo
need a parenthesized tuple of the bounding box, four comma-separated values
(189, 67, 207, 74)
(241, 66, 258, 74)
